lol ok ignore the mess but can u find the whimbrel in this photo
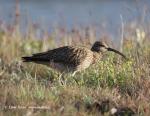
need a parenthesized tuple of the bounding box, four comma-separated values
(22, 41, 126, 75)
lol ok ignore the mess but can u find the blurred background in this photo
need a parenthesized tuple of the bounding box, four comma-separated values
(0, 0, 150, 44)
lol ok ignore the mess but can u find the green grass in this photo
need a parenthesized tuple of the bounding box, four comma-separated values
(0, 27, 150, 116)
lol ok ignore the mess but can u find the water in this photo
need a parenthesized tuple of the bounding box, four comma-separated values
(0, 0, 150, 40)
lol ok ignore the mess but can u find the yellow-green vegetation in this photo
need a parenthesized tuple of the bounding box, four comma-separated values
(0, 27, 150, 116)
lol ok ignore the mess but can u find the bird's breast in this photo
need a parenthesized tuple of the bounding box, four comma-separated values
(76, 50, 93, 71)
(92, 52, 101, 64)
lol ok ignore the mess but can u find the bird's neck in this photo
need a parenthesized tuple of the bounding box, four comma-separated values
(92, 52, 101, 64)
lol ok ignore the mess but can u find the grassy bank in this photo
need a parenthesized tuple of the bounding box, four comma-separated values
(0, 25, 150, 116)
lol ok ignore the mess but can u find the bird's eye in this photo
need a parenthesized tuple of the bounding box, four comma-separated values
(100, 45, 105, 47)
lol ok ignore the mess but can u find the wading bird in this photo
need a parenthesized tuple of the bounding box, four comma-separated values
(22, 41, 126, 76)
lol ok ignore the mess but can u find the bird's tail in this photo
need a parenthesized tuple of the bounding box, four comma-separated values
(22, 55, 50, 62)
(22, 56, 36, 62)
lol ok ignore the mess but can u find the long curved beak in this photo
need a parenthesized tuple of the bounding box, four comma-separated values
(107, 48, 127, 59)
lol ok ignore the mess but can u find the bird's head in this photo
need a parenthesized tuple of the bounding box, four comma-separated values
(91, 41, 127, 59)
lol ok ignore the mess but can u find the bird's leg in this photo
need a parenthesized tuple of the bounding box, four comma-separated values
(58, 73, 63, 85)
(72, 71, 79, 85)
(58, 72, 66, 86)
(72, 71, 77, 77)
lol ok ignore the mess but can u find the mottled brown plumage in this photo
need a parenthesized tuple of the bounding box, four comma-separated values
(22, 41, 126, 75)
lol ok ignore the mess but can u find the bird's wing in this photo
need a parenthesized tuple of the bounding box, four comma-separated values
(23, 46, 88, 66)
